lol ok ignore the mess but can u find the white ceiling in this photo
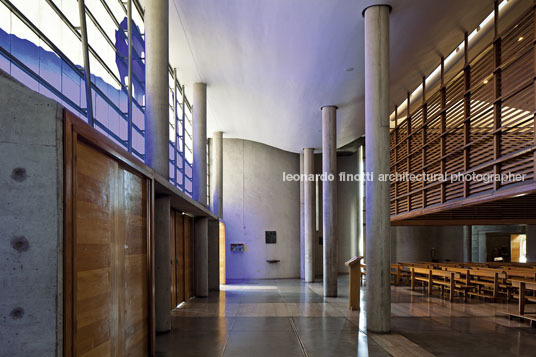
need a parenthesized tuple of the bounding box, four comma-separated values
(168, 0, 498, 153)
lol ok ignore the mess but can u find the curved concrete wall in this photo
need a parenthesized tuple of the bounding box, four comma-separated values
(223, 139, 300, 279)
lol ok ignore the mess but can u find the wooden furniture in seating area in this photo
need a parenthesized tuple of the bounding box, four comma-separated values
(430, 269, 455, 301)
(391, 264, 411, 285)
(400, 262, 536, 305)
(467, 269, 500, 302)
(345, 256, 364, 310)
(411, 267, 432, 295)
(504, 278, 536, 326)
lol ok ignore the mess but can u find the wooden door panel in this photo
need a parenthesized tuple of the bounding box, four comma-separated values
(120, 167, 148, 356)
(170, 212, 176, 308)
(72, 139, 149, 357)
(74, 140, 117, 356)
(184, 216, 194, 300)
(175, 212, 185, 304)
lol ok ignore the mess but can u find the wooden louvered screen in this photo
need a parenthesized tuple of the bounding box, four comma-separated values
(390, 5, 536, 221)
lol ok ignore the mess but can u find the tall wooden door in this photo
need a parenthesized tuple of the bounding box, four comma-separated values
(184, 215, 194, 300)
(170, 211, 177, 308)
(66, 135, 151, 356)
(174, 212, 185, 304)
(170, 211, 191, 308)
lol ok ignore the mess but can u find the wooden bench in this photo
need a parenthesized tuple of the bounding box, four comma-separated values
(360, 264, 366, 285)
(430, 269, 455, 301)
(467, 269, 499, 302)
(504, 270, 536, 302)
(411, 267, 432, 295)
(444, 267, 473, 302)
(391, 264, 411, 285)
(503, 278, 536, 326)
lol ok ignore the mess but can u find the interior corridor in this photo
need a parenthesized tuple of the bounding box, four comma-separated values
(156, 275, 536, 356)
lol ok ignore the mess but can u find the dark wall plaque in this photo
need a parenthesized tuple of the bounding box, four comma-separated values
(265, 231, 277, 244)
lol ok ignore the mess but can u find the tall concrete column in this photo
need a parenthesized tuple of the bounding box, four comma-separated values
(194, 216, 209, 297)
(321, 106, 338, 297)
(193, 83, 207, 204)
(463, 225, 472, 262)
(210, 131, 223, 217)
(300, 153, 305, 280)
(357, 144, 364, 258)
(154, 196, 171, 332)
(144, 0, 169, 177)
(208, 219, 220, 291)
(304, 148, 315, 283)
(364, 4, 391, 333)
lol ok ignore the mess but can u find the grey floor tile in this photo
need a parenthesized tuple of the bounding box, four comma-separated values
(292, 317, 357, 332)
(232, 317, 293, 331)
(156, 330, 228, 357)
(171, 316, 234, 331)
(391, 316, 451, 332)
(299, 330, 388, 357)
(223, 331, 303, 357)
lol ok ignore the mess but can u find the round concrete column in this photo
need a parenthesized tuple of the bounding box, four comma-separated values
(144, 0, 169, 178)
(321, 106, 338, 297)
(304, 148, 315, 283)
(300, 153, 305, 280)
(364, 4, 391, 333)
(193, 83, 207, 204)
(210, 131, 223, 218)
(463, 225, 472, 262)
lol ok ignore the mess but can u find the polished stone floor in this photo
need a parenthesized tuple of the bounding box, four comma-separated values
(157, 275, 536, 356)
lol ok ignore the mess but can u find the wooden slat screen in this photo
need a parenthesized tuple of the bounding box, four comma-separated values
(390, 5, 536, 219)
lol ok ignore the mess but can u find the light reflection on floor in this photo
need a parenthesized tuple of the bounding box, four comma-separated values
(157, 275, 536, 356)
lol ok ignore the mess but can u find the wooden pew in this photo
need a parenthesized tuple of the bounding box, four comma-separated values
(411, 267, 432, 295)
(430, 269, 455, 301)
(467, 269, 499, 302)
(444, 267, 472, 302)
(391, 264, 411, 285)
(504, 269, 536, 302)
(504, 278, 536, 326)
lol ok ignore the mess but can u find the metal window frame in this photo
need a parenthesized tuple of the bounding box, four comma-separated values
(1, 0, 196, 189)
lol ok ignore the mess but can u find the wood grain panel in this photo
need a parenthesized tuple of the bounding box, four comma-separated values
(175, 212, 185, 304)
(390, 6, 536, 223)
(69, 138, 150, 356)
(74, 140, 116, 357)
(170, 212, 177, 308)
(184, 215, 194, 300)
(120, 167, 148, 357)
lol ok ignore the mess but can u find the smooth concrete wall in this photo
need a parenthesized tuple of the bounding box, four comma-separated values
(391, 226, 464, 263)
(314, 153, 359, 275)
(337, 154, 358, 272)
(0, 71, 63, 355)
(223, 139, 299, 279)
